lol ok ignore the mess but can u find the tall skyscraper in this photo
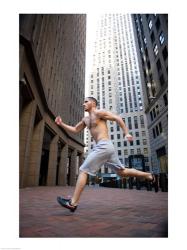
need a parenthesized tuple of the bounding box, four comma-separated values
(86, 14, 151, 182)
(19, 14, 86, 188)
(132, 14, 168, 190)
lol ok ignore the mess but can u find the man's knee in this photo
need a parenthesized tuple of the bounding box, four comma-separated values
(116, 169, 126, 177)
(79, 169, 88, 177)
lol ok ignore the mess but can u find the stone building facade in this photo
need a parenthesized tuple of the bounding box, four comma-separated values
(132, 14, 168, 190)
(19, 14, 86, 188)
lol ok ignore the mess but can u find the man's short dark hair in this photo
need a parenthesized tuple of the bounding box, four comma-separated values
(86, 97, 98, 106)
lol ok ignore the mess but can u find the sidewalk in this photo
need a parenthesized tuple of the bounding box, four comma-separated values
(20, 186, 168, 238)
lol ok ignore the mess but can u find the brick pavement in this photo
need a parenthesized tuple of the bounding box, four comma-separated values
(19, 186, 168, 238)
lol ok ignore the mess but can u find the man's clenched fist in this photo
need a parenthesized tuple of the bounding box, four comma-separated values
(55, 116, 62, 126)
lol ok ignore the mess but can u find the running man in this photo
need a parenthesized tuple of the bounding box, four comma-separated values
(55, 97, 158, 212)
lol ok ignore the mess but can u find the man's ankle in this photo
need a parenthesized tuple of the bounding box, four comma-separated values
(70, 199, 77, 207)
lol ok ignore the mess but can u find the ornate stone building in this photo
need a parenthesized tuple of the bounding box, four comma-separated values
(19, 14, 86, 188)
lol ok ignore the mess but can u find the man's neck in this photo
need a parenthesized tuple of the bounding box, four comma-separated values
(88, 107, 97, 115)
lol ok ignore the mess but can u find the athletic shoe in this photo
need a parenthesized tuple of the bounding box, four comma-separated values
(57, 196, 77, 212)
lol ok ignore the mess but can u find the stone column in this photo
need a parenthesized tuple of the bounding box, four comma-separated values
(27, 119, 44, 186)
(58, 144, 68, 186)
(47, 135, 58, 186)
(79, 152, 84, 167)
(19, 100, 36, 188)
(69, 149, 77, 186)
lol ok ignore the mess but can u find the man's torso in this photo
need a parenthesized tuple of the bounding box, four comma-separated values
(83, 110, 109, 143)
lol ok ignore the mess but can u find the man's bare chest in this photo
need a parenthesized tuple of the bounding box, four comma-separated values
(85, 116, 100, 129)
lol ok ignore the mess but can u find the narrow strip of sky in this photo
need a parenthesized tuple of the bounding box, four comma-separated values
(85, 13, 101, 96)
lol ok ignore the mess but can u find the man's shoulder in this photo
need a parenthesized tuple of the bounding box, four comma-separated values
(95, 109, 107, 114)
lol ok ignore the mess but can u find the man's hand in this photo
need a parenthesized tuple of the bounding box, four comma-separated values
(124, 133, 133, 142)
(55, 116, 62, 126)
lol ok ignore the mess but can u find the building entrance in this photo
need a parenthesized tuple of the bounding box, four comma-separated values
(39, 149, 49, 186)
(39, 127, 54, 186)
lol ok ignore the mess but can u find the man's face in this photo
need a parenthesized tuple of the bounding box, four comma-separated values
(83, 98, 94, 111)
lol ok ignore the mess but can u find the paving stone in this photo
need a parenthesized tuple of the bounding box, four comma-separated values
(20, 186, 168, 237)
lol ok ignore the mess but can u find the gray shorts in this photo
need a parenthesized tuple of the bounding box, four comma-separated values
(80, 140, 125, 176)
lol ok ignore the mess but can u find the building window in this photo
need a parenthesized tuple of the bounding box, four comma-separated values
(136, 140, 140, 145)
(124, 141, 127, 146)
(159, 31, 165, 45)
(155, 17, 161, 31)
(124, 149, 128, 155)
(155, 104, 160, 115)
(156, 59, 162, 73)
(130, 149, 134, 155)
(117, 142, 121, 147)
(128, 117, 132, 129)
(130, 141, 133, 146)
(110, 127, 114, 132)
(153, 108, 156, 118)
(144, 148, 148, 154)
(156, 125, 159, 136)
(150, 32, 155, 43)
(160, 74, 165, 86)
(148, 20, 153, 30)
(137, 148, 141, 154)
(153, 128, 156, 138)
(142, 131, 146, 136)
(144, 157, 149, 162)
(140, 115, 145, 128)
(143, 139, 147, 145)
(162, 46, 168, 61)
(111, 134, 114, 140)
(150, 111, 153, 121)
(159, 122, 163, 133)
(118, 150, 121, 155)
(134, 116, 138, 129)
(117, 134, 121, 139)
(153, 44, 159, 57)
(135, 131, 139, 137)
(163, 93, 168, 106)
(146, 14, 149, 19)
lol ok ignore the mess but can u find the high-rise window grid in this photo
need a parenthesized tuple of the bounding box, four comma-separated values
(87, 14, 151, 172)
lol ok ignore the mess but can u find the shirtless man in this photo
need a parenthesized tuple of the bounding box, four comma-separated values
(55, 97, 158, 212)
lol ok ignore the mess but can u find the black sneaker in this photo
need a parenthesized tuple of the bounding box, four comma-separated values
(57, 196, 78, 212)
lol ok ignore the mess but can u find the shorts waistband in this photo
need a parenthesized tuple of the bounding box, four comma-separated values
(96, 139, 111, 144)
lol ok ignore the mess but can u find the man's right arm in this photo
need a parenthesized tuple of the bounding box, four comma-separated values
(55, 116, 86, 134)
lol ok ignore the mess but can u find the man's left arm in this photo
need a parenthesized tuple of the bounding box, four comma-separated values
(97, 110, 133, 141)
